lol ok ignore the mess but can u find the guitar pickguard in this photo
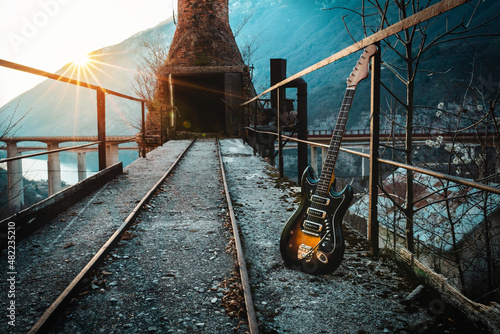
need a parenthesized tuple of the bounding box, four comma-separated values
(279, 167, 353, 275)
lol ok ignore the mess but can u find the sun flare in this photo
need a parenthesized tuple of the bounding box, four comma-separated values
(73, 54, 90, 67)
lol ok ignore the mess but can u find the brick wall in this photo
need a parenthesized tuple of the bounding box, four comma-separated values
(166, 0, 244, 67)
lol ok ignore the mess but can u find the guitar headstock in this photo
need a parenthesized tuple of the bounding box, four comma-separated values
(346, 44, 378, 87)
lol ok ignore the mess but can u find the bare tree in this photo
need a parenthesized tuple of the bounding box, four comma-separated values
(0, 102, 30, 218)
(132, 33, 170, 103)
(329, 0, 500, 253)
(0, 101, 28, 139)
(122, 32, 171, 132)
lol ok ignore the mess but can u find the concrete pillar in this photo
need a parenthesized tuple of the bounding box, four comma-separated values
(77, 152, 87, 182)
(311, 146, 318, 173)
(47, 142, 62, 196)
(6, 142, 24, 212)
(106, 144, 119, 167)
(361, 148, 370, 178)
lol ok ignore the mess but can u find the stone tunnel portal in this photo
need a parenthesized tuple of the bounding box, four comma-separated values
(174, 74, 226, 133)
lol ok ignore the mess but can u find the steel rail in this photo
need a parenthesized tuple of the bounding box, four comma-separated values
(216, 139, 259, 334)
(241, 0, 470, 106)
(28, 139, 196, 334)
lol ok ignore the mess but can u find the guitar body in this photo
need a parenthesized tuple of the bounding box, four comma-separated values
(280, 167, 353, 275)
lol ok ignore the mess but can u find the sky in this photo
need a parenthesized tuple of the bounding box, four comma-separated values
(0, 0, 176, 107)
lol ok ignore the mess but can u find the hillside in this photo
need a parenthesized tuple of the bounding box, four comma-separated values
(1, 0, 499, 136)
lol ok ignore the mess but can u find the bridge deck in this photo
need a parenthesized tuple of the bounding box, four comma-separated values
(1, 139, 442, 333)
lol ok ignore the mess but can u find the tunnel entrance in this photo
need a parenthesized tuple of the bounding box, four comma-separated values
(174, 74, 226, 133)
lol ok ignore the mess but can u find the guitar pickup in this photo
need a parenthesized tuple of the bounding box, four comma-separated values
(311, 195, 330, 206)
(307, 208, 326, 219)
(303, 220, 323, 234)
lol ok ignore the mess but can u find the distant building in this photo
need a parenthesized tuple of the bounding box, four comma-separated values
(347, 168, 500, 303)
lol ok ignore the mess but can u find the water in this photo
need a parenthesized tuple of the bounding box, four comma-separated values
(21, 158, 93, 185)
(1, 150, 138, 186)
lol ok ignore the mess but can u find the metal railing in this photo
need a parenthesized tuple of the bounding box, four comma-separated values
(240, 0, 500, 257)
(0, 59, 148, 168)
(242, 3, 500, 327)
(0, 59, 148, 214)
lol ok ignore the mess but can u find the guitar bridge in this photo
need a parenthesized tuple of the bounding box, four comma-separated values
(297, 244, 313, 262)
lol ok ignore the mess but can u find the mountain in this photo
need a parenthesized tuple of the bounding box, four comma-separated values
(1, 0, 499, 136)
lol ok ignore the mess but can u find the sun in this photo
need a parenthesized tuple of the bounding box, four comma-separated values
(73, 54, 90, 67)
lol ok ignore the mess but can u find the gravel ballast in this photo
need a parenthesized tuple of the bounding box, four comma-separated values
(0, 140, 193, 333)
(1, 138, 470, 333)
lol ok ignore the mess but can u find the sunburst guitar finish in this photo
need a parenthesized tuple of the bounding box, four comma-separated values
(280, 167, 353, 275)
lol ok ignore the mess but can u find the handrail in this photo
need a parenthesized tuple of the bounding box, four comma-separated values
(245, 127, 500, 196)
(0, 136, 136, 164)
(0, 59, 147, 103)
(240, 0, 470, 106)
(0, 141, 101, 164)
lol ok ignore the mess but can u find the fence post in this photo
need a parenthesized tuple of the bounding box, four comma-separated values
(277, 87, 284, 178)
(97, 89, 106, 171)
(368, 42, 381, 257)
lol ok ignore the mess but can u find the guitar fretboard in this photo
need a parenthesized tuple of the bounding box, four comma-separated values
(315, 88, 356, 197)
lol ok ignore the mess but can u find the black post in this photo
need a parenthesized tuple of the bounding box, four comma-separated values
(368, 43, 381, 257)
(97, 89, 106, 171)
(141, 101, 146, 158)
(284, 78, 308, 181)
(295, 79, 308, 180)
(277, 88, 284, 178)
(270, 59, 287, 178)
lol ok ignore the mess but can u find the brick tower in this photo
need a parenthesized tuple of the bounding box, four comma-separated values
(166, 0, 244, 67)
(143, 0, 251, 146)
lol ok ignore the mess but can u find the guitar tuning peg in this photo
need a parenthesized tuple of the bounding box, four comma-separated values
(353, 67, 358, 71)
(361, 55, 366, 59)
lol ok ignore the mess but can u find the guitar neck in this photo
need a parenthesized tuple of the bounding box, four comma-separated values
(315, 87, 356, 196)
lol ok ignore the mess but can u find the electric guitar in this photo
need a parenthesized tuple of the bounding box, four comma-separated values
(280, 44, 377, 275)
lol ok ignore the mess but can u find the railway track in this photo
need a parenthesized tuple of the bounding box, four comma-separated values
(2, 138, 257, 333)
(2, 138, 469, 333)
